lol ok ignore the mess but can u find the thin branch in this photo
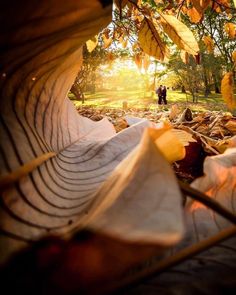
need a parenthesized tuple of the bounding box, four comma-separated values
(178, 181, 236, 225)
(98, 226, 236, 295)
(177, 0, 186, 19)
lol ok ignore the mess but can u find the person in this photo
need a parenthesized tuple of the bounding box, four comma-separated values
(156, 85, 163, 105)
(162, 85, 167, 104)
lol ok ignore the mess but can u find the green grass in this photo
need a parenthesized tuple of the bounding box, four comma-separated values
(71, 89, 228, 113)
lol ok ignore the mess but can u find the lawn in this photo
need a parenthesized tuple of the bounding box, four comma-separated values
(70, 89, 228, 113)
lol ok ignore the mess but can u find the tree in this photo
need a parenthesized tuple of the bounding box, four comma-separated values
(76, 0, 235, 105)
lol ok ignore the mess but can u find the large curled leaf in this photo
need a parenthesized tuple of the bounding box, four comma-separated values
(0, 0, 186, 264)
(88, 128, 185, 246)
(159, 14, 199, 56)
(138, 17, 169, 61)
(0, 0, 115, 263)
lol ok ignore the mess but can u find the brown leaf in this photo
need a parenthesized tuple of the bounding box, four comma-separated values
(225, 119, 236, 134)
(187, 7, 203, 23)
(138, 17, 169, 61)
(191, 0, 211, 13)
(88, 127, 185, 246)
(203, 35, 214, 53)
(188, 147, 236, 234)
(114, 0, 128, 10)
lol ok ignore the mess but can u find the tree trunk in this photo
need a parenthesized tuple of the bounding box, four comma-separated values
(212, 73, 221, 93)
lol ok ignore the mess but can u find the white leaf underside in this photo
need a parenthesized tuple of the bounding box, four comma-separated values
(0, 0, 185, 264)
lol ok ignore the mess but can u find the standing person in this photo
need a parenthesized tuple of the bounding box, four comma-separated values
(156, 85, 163, 105)
(162, 85, 167, 104)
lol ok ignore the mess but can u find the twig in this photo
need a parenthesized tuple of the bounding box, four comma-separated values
(179, 180, 236, 224)
(99, 226, 236, 295)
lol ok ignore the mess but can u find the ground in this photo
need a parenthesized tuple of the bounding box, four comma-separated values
(70, 89, 229, 113)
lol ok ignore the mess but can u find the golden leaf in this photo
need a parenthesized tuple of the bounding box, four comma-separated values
(221, 72, 236, 110)
(171, 129, 197, 147)
(232, 50, 236, 64)
(202, 35, 214, 53)
(102, 34, 112, 48)
(86, 35, 98, 53)
(159, 14, 199, 55)
(187, 7, 202, 23)
(224, 22, 236, 39)
(138, 17, 169, 61)
(180, 50, 189, 64)
(151, 127, 186, 163)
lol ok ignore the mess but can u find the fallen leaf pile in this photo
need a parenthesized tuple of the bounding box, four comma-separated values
(77, 105, 236, 182)
(77, 105, 236, 138)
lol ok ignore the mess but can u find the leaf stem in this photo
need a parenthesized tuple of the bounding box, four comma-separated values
(178, 180, 236, 224)
(98, 226, 236, 295)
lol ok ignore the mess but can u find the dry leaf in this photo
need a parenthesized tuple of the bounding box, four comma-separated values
(138, 17, 169, 61)
(188, 147, 236, 234)
(86, 35, 98, 53)
(88, 128, 185, 246)
(224, 22, 236, 38)
(169, 104, 181, 120)
(102, 34, 112, 48)
(191, 0, 211, 13)
(172, 129, 197, 146)
(221, 72, 236, 110)
(203, 35, 214, 53)
(187, 7, 202, 23)
(0, 0, 115, 264)
(225, 119, 236, 134)
(159, 14, 199, 55)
